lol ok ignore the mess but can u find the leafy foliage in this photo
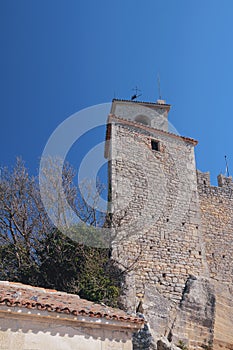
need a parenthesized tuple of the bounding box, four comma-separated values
(37, 229, 122, 306)
(0, 158, 123, 307)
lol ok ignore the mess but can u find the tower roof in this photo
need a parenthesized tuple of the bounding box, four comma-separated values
(111, 98, 171, 113)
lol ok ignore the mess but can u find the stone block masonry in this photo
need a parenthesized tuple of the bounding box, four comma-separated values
(197, 171, 233, 284)
(105, 99, 233, 349)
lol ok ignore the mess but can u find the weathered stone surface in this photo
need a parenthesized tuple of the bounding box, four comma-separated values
(157, 337, 181, 350)
(106, 99, 233, 349)
(142, 285, 172, 341)
(213, 283, 233, 349)
(171, 276, 215, 348)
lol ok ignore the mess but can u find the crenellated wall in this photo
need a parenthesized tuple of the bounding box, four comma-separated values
(197, 171, 233, 283)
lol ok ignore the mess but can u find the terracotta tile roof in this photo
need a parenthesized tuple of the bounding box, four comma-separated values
(0, 281, 143, 325)
(112, 98, 171, 107)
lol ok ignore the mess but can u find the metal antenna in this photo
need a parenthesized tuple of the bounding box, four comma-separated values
(225, 155, 230, 177)
(157, 74, 162, 100)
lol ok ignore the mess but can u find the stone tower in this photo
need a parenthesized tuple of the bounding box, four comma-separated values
(105, 98, 233, 349)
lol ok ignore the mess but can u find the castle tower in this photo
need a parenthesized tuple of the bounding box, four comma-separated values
(105, 99, 213, 347)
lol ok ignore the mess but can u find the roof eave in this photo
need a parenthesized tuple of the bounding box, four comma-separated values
(0, 305, 144, 330)
(107, 114, 198, 146)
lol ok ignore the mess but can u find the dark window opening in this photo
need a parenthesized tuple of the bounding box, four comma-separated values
(162, 273, 166, 278)
(223, 255, 225, 258)
(151, 139, 160, 151)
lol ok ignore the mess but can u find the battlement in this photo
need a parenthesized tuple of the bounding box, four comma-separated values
(196, 170, 211, 187)
(197, 169, 233, 286)
(217, 173, 233, 187)
(196, 170, 233, 189)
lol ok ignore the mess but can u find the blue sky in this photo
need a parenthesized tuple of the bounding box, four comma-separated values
(1, 0, 233, 185)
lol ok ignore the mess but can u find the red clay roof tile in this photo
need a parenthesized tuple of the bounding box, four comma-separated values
(0, 281, 144, 325)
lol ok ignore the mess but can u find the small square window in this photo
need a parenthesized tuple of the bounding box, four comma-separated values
(151, 139, 160, 151)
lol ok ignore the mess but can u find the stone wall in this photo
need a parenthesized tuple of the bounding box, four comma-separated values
(197, 171, 233, 283)
(196, 171, 233, 349)
(213, 282, 233, 349)
(107, 117, 209, 343)
(106, 100, 233, 348)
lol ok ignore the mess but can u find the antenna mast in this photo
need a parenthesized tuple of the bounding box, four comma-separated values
(157, 74, 162, 100)
(225, 155, 230, 177)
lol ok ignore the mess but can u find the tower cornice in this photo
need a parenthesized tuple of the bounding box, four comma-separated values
(105, 113, 198, 159)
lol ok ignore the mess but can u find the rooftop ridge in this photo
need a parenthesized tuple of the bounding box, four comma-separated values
(112, 98, 171, 107)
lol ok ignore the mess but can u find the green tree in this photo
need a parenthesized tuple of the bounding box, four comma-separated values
(0, 158, 123, 307)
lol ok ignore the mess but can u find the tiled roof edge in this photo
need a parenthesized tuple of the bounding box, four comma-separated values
(112, 98, 171, 107)
(0, 281, 144, 325)
(0, 298, 144, 324)
(108, 114, 198, 145)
